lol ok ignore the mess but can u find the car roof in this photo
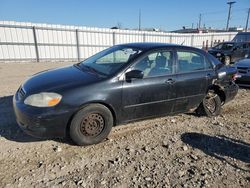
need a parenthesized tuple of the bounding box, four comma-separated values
(117, 42, 185, 50)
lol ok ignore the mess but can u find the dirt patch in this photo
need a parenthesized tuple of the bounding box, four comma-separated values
(0, 62, 249, 187)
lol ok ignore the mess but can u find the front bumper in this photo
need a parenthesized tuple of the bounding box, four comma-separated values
(223, 83, 239, 103)
(13, 93, 74, 138)
(235, 75, 250, 87)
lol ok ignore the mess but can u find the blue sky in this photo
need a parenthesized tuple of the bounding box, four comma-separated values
(0, 0, 249, 31)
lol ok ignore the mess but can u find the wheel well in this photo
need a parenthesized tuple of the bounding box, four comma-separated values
(65, 102, 117, 138)
(208, 85, 226, 105)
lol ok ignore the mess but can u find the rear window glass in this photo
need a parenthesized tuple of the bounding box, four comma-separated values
(177, 51, 212, 73)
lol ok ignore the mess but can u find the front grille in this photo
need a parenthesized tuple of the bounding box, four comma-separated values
(237, 67, 248, 70)
(237, 67, 249, 74)
(18, 87, 26, 100)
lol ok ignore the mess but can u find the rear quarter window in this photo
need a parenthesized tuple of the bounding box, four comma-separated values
(206, 52, 222, 67)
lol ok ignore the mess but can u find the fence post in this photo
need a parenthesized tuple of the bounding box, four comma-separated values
(112, 32, 116, 45)
(32, 26, 39, 62)
(143, 33, 146, 42)
(169, 34, 173, 44)
(75, 29, 80, 62)
(205, 40, 209, 51)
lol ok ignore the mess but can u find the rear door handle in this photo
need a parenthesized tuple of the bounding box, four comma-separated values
(165, 79, 175, 84)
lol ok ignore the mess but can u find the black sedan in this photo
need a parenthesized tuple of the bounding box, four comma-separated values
(233, 58, 250, 87)
(13, 43, 238, 146)
(208, 41, 250, 65)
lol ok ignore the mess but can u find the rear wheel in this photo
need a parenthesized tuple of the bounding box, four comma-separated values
(196, 91, 221, 117)
(70, 104, 113, 146)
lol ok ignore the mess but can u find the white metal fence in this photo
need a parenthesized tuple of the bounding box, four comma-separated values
(0, 21, 238, 62)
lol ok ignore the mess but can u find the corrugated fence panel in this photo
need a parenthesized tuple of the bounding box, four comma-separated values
(115, 32, 144, 44)
(78, 30, 113, 59)
(35, 28, 77, 60)
(145, 34, 171, 43)
(171, 35, 192, 46)
(0, 26, 36, 60)
(0, 21, 238, 62)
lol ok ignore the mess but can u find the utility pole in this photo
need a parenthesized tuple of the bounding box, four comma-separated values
(226, 1, 236, 31)
(245, 8, 250, 32)
(139, 9, 141, 31)
(198, 13, 202, 29)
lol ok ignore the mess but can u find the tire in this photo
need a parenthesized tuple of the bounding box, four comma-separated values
(224, 56, 231, 65)
(196, 91, 221, 117)
(70, 104, 113, 146)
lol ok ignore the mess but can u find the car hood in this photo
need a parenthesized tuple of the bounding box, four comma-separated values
(22, 65, 102, 94)
(234, 59, 250, 67)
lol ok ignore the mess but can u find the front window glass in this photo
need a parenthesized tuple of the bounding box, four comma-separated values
(133, 51, 174, 77)
(79, 46, 142, 76)
(214, 43, 234, 50)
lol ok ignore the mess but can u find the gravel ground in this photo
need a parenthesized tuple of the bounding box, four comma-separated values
(0, 62, 249, 188)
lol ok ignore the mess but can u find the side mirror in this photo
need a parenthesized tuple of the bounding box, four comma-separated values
(125, 70, 144, 80)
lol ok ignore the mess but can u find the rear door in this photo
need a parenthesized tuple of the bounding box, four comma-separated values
(121, 49, 177, 122)
(173, 49, 215, 113)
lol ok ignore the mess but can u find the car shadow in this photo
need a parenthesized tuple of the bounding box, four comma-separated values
(0, 95, 72, 144)
(181, 132, 250, 172)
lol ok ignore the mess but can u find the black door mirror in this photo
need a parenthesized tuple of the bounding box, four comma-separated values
(125, 70, 144, 80)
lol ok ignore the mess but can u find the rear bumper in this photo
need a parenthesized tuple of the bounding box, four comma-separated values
(223, 83, 239, 103)
(13, 93, 74, 138)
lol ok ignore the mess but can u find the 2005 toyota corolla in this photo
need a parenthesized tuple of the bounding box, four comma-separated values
(13, 43, 238, 146)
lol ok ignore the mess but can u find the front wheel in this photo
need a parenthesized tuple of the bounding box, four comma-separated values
(196, 91, 221, 117)
(70, 104, 113, 146)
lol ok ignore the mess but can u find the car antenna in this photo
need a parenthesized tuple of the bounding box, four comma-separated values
(181, 40, 185, 45)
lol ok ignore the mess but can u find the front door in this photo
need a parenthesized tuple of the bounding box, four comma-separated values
(121, 50, 176, 122)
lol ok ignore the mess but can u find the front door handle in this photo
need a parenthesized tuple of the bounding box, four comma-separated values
(165, 79, 175, 84)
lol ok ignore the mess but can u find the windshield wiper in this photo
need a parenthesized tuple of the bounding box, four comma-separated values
(73, 63, 83, 70)
(75, 63, 107, 77)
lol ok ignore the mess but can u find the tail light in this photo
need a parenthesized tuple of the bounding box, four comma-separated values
(232, 73, 241, 81)
(232, 74, 236, 81)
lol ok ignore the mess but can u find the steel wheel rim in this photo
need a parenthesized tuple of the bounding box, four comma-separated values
(80, 113, 105, 137)
(204, 97, 216, 114)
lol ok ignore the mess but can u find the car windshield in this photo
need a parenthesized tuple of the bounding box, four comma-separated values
(78, 46, 142, 76)
(214, 43, 234, 50)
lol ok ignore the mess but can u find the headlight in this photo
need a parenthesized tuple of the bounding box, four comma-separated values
(24, 92, 62, 107)
(216, 53, 221, 57)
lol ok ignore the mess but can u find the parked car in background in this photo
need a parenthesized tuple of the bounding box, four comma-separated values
(232, 32, 250, 42)
(208, 41, 250, 65)
(13, 43, 238, 146)
(233, 58, 250, 87)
